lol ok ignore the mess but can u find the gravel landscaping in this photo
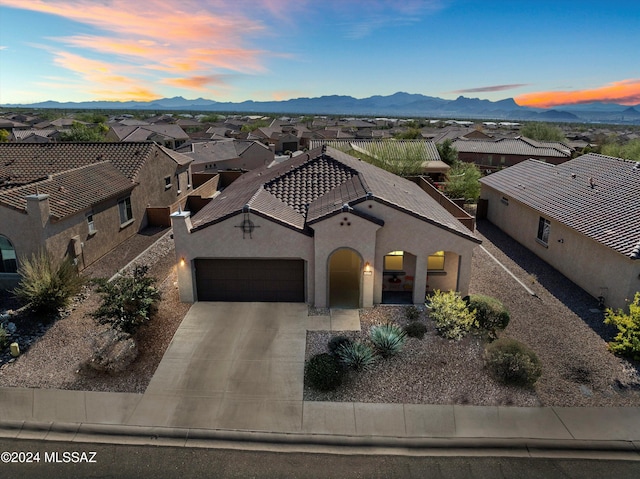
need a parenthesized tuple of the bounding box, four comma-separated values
(304, 220, 640, 407)
(2, 219, 640, 407)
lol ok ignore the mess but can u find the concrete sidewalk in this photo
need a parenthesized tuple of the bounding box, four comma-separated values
(1, 302, 640, 457)
(2, 385, 640, 457)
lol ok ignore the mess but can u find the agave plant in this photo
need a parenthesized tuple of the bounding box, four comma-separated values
(369, 322, 407, 358)
(337, 341, 376, 371)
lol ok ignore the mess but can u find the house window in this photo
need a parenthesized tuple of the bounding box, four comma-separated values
(427, 251, 445, 271)
(537, 217, 550, 245)
(0, 235, 18, 273)
(384, 251, 404, 271)
(118, 197, 133, 226)
(176, 173, 182, 194)
(164, 176, 172, 189)
(501, 196, 509, 205)
(87, 214, 97, 235)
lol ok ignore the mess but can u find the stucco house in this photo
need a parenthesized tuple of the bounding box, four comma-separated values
(172, 146, 480, 308)
(479, 153, 640, 310)
(177, 139, 274, 173)
(0, 142, 192, 289)
(453, 136, 573, 171)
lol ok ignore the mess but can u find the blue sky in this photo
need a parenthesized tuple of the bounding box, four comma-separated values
(0, 0, 638, 107)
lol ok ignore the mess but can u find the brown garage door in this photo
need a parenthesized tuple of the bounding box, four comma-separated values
(195, 259, 305, 302)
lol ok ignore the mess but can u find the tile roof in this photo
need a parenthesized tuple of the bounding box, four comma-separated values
(109, 124, 189, 141)
(0, 142, 191, 219)
(0, 161, 135, 220)
(480, 153, 640, 259)
(453, 137, 572, 158)
(190, 146, 478, 243)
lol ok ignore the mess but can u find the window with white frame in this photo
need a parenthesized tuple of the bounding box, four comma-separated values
(537, 217, 550, 245)
(87, 213, 97, 235)
(118, 197, 133, 226)
(0, 235, 18, 273)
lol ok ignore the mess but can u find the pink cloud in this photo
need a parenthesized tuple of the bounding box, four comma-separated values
(2, 0, 275, 99)
(450, 84, 529, 94)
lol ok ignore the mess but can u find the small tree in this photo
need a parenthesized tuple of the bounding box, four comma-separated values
(604, 293, 640, 360)
(601, 139, 640, 162)
(437, 139, 458, 165)
(14, 251, 84, 318)
(520, 122, 566, 142)
(443, 161, 481, 202)
(92, 265, 160, 334)
(59, 121, 107, 142)
(428, 289, 477, 340)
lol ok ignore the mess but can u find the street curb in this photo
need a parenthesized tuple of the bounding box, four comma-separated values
(2, 420, 640, 459)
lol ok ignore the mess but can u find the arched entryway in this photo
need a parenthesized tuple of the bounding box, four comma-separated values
(328, 248, 362, 308)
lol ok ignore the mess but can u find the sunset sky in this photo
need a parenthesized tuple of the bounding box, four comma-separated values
(1, 0, 638, 108)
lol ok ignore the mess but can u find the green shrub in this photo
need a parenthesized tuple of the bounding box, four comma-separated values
(404, 321, 427, 339)
(484, 338, 542, 387)
(405, 305, 420, 320)
(305, 353, 344, 391)
(328, 335, 353, 355)
(428, 290, 477, 340)
(467, 294, 510, 339)
(369, 322, 407, 358)
(337, 341, 376, 371)
(604, 292, 640, 360)
(92, 265, 160, 335)
(14, 251, 84, 318)
(0, 326, 8, 349)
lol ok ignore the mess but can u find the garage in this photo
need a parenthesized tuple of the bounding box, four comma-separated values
(194, 259, 305, 302)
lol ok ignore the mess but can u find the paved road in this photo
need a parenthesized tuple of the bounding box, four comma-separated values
(2, 438, 640, 479)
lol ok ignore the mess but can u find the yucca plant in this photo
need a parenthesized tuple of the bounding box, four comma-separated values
(337, 341, 376, 371)
(14, 250, 84, 318)
(369, 322, 407, 358)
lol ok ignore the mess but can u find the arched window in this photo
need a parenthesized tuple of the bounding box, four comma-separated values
(0, 236, 18, 273)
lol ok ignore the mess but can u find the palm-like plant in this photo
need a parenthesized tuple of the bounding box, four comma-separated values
(369, 322, 407, 358)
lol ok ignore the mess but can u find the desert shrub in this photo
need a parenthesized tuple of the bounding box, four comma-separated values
(428, 290, 477, 340)
(328, 335, 353, 355)
(0, 326, 8, 349)
(604, 292, 640, 360)
(305, 353, 344, 391)
(337, 341, 376, 371)
(92, 265, 160, 335)
(83, 329, 138, 374)
(404, 321, 427, 339)
(369, 322, 407, 358)
(404, 305, 420, 320)
(484, 338, 542, 387)
(14, 251, 84, 318)
(467, 294, 510, 339)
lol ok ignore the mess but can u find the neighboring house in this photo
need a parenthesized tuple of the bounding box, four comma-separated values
(106, 124, 189, 149)
(479, 153, 640, 310)
(0, 142, 192, 289)
(453, 136, 573, 171)
(177, 139, 274, 173)
(172, 146, 480, 308)
(10, 128, 60, 143)
(309, 139, 450, 181)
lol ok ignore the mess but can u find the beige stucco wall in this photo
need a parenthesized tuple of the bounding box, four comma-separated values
(481, 185, 640, 310)
(172, 197, 480, 307)
(310, 210, 381, 307)
(172, 212, 315, 303)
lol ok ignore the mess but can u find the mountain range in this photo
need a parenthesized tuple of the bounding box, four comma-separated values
(3, 92, 640, 124)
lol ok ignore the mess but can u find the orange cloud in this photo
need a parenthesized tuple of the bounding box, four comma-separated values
(51, 50, 161, 101)
(516, 79, 640, 108)
(2, 0, 275, 100)
(162, 75, 229, 90)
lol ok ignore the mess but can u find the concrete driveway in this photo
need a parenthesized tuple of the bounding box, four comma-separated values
(128, 302, 309, 431)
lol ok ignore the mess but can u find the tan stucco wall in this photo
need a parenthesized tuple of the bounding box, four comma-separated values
(172, 197, 479, 307)
(310, 210, 381, 307)
(172, 212, 315, 303)
(481, 185, 640, 310)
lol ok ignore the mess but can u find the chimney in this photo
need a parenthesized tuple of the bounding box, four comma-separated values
(25, 193, 50, 227)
